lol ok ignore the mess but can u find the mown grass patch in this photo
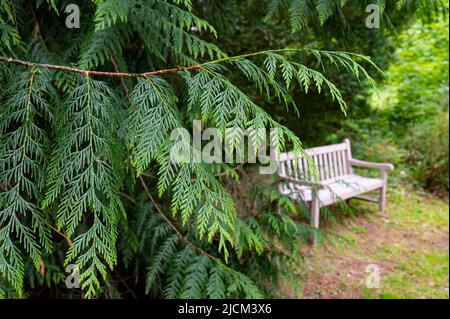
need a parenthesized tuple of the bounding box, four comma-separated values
(296, 187, 449, 299)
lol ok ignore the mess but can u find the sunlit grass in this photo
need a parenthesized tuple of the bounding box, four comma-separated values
(363, 189, 449, 299)
(364, 249, 449, 299)
(295, 187, 449, 299)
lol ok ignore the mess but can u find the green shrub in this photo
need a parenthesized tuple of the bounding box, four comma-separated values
(359, 137, 406, 169)
(406, 112, 449, 192)
(343, 13, 449, 193)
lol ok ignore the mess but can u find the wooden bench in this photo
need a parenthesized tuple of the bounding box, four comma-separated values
(276, 139, 394, 232)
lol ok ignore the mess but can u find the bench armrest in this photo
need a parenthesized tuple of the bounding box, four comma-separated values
(349, 159, 394, 171)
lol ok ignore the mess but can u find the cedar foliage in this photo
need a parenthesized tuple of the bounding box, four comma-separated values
(0, 0, 443, 298)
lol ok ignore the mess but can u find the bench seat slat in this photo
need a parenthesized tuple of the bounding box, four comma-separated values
(280, 175, 384, 207)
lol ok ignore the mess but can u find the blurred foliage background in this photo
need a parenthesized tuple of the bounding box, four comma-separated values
(198, 0, 449, 193)
(340, 13, 449, 193)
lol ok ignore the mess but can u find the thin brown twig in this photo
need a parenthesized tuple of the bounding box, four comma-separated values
(140, 172, 155, 178)
(115, 272, 138, 299)
(111, 57, 130, 99)
(50, 225, 73, 247)
(119, 191, 138, 205)
(139, 176, 217, 262)
(0, 56, 203, 78)
(0, 48, 299, 78)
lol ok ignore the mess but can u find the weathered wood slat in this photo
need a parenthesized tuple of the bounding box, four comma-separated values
(302, 156, 309, 181)
(305, 142, 348, 156)
(344, 138, 353, 174)
(313, 155, 319, 182)
(327, 152, 334, 179)
(331, 151, 338, 177)
(278, 160, 287, 193)
(286, 159, 293, 177)
(318, 153, 325, 181)
(293, 159, 300, 180)
(336, 150, 342, 176)
(340, 150, 347, 175)
(322, 153, 328, 179)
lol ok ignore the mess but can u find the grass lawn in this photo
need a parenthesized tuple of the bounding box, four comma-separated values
(289, 187, 449, 299)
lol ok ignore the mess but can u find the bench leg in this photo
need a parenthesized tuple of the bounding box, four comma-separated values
(310, 196, 320, 243)
(379, 170, 388, 214)
(379, 186, 387, 214)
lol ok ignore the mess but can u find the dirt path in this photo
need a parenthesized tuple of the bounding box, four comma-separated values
(290, 189, 449, 299)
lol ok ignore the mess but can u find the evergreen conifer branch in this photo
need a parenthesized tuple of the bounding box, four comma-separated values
(0, 48, 380, 82)
(42, 75, 125, 298)
(0, 47, 380, 298)
(0, 68, 54, 296)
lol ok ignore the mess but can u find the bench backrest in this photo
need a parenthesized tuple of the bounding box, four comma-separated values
(277, 139, 353, 183)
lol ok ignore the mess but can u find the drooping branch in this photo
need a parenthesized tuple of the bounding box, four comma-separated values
(0, 49, 316, 78)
